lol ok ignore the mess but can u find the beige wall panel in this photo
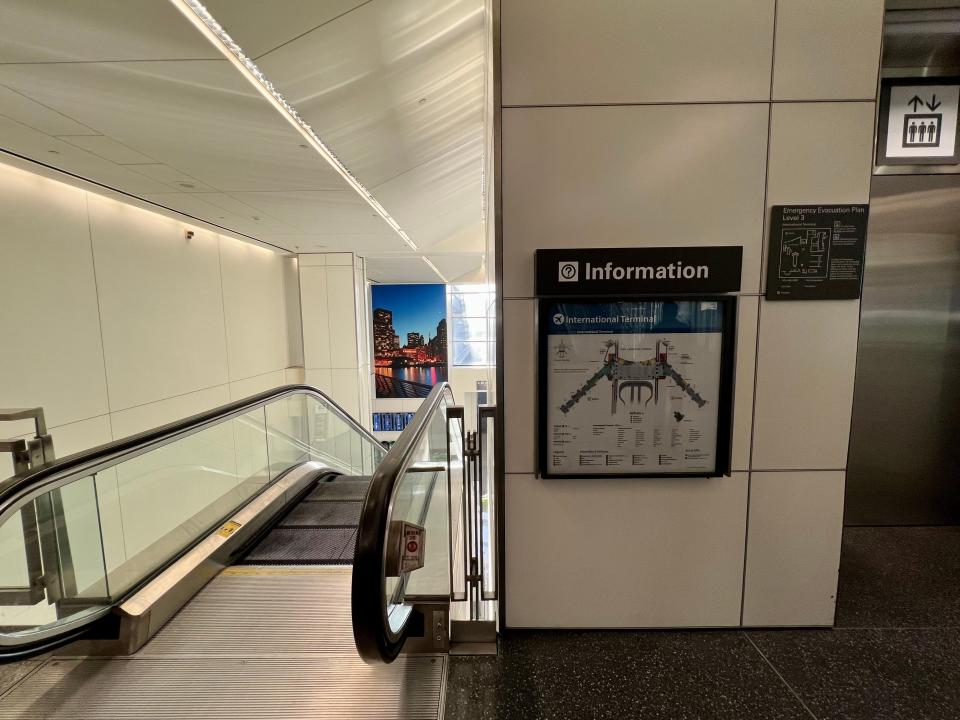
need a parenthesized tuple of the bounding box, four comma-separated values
(219, 237, 288, 382)
(502, 0, 775, 105)
(326, 265, 360, 368)
(742, 471, 845, 626)
(732, 296, 759, 471)
(283, 257, 304, 368)
(110, 385, 231, 439)
(299, 266, 332, 369)
(502, 299, 536, 474)
(284, 366, 306, 385)
(752, 300, 861, 470)
(764, 102, 875, 286)
(89, 196, 229, 411)
(0, 164, 109, 428)
(228, 370, 286, 401)
(330, 368, 362, 419)
(505, 472, 748, 628)
(502, 105, 768, 298)
(772, 0, 884, 101)
(304, 368, 333, 397)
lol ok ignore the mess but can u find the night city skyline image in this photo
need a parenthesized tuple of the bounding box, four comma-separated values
(371, 284, 447, 398)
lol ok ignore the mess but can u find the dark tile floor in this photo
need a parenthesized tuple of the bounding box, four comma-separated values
(446, 526, 960, 720)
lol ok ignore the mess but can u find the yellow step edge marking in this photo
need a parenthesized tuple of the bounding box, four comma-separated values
(222, 565, 352, 577)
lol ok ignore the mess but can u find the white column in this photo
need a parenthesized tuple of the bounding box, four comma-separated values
(298, 252, 372, 425)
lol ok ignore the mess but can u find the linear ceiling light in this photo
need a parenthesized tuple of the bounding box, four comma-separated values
(170, 0, 418, 252)
(421, 256, 448, 282)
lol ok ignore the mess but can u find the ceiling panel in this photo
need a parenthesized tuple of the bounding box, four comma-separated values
(144, 192, 301, 238)
(373, 138, 484, 251)
(425, 253, 484, 282)
(256, 233, 408, 255)
(251, 0, 485, 188)
(366, 255, 444, 283)
(203, 0, 369, 59)
(0, 0, 221, 63)
(0, 61, 350, 192)
(0, 115, 176, 195)
(227, 190, 399, 236)
(124, 163, 216, 192)
(207, 0, 488, 258)
(0, 84, 98, 136)
(59, 135, 156, 165)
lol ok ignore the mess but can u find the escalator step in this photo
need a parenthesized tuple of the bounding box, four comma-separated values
(305, 481, 370, 502)
(280, 501, 362, 528)
(239, 527, 356, 565)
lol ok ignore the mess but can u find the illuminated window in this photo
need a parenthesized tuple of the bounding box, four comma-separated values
(448, 284, 495, 367)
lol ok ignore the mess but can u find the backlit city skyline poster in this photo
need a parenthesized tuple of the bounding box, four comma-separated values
(371, 284, 448, 399)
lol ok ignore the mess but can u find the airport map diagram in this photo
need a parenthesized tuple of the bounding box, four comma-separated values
(546, 331, 722, 475)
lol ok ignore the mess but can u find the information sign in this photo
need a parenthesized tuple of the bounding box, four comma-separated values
(538, 298, 735, 478)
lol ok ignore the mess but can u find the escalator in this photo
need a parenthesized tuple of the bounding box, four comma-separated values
(0, 383, 469, 719)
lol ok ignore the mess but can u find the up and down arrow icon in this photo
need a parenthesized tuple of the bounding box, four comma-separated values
(909, 94, 942, 111)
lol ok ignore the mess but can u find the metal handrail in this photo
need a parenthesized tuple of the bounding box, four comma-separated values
(352, 381, 454, 663)
(0, 384, 382, 527)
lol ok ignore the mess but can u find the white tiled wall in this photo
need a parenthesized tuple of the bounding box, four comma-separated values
(505, 472, 749, 628)
(751, 300, 861, 470)
(298, 253, 372, 427)
(0, 160, 303, 575)
(89, 195, 230, 411)
(742, 471, 846, 626)
(499, 0, 883, 628)
(0, 167, 108, 431)
(501, 104, 769, 298)
(772, 0, 884, 101)
(502, 0, 775, 105)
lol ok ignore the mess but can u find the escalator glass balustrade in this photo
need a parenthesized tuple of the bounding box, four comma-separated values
(0, 386, 386, 658)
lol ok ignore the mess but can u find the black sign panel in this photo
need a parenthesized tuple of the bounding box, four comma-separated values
(535, 247, 742, 297)
(765, 205, 868, 301)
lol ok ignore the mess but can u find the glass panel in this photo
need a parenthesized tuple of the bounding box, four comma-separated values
(384, 392, 455, 634)
(452, 341, 490, 366)
(106, 407, 270, 596)
(480, 411, 496, 599)
(450, 292, 493, 317)
(451, 317, 488, 342)
(448, 413, 467, 602)
(0, 476, 108, 639)
(0, 388, 386, 649)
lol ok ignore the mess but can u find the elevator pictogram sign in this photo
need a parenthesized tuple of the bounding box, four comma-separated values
(879, 78, 960, 165)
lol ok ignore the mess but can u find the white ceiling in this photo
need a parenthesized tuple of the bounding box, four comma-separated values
(0, 0, 488, 282)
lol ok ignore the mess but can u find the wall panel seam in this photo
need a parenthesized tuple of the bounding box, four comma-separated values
(108, 380, 231, 415)
(502, 99, 877, 110)
(228, 368, 288, 384)
(742, 0, 779, 626)
(83, 190, 114, 429)
(215, 236, 234, 384)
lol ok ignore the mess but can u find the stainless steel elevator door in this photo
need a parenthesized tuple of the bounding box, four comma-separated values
(846, 174, 960, 525)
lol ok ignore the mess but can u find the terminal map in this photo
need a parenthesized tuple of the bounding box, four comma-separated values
(542, 300, 726, 477)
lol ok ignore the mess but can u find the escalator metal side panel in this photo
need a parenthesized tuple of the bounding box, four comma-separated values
(64, 462, 330, 657)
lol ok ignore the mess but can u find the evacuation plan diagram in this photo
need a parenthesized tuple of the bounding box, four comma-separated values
(544, 301, 726, 476)
(778, 228, 830, 280)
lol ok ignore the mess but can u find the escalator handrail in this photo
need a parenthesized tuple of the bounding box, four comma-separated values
(352, 381, 454, 663)
(0, 384, 382, 521)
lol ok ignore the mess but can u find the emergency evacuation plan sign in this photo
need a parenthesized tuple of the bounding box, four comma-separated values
(765, 205, 869, 301)
(538, 298, 735, 478)
(877, 77, 960, 165)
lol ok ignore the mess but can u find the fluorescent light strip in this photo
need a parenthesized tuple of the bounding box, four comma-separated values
(421, 256, 448, 282)
(170, 0, 418, 252)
